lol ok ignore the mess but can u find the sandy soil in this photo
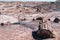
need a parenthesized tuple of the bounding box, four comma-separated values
(0, 2, 60, 40)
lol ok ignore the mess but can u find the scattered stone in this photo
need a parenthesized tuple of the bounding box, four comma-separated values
(32, 18, 35, 21)
(36, 17, 43, 20)
(48, 19, 50, 21)
(32, 18, 55, 39)
(37, 29, 55, 39)
(54, 18, 60, 23)
(36, 8, 41, 12)
(1, 23, 4, 26)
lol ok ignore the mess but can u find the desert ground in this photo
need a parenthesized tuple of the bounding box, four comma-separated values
(0, 2, 60, 40)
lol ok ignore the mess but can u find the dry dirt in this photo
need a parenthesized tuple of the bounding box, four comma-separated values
(0, 2, 60, 40)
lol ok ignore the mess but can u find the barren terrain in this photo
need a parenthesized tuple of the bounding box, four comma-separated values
(0, 2, 60, 40)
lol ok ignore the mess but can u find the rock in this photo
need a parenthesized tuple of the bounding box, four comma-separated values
(37, 29, 55, 39)
(0, 23, 4, 26)
(54, 18, 60, 23)
(32, 18, 35, 21)
(48, 19, 50, 21)
(49, 17, 55, 22)
(36, 17, 43, 20)
(35, 18, 55, 39)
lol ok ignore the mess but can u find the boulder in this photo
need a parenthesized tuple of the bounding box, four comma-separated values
(48, 19, 50, 21)
(33, 18, 55, 39)
(32, 18, 35, 21)
(37, 29, 55, 39)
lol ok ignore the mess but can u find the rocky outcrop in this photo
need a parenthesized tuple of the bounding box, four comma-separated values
(32, 18, 56, 39)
